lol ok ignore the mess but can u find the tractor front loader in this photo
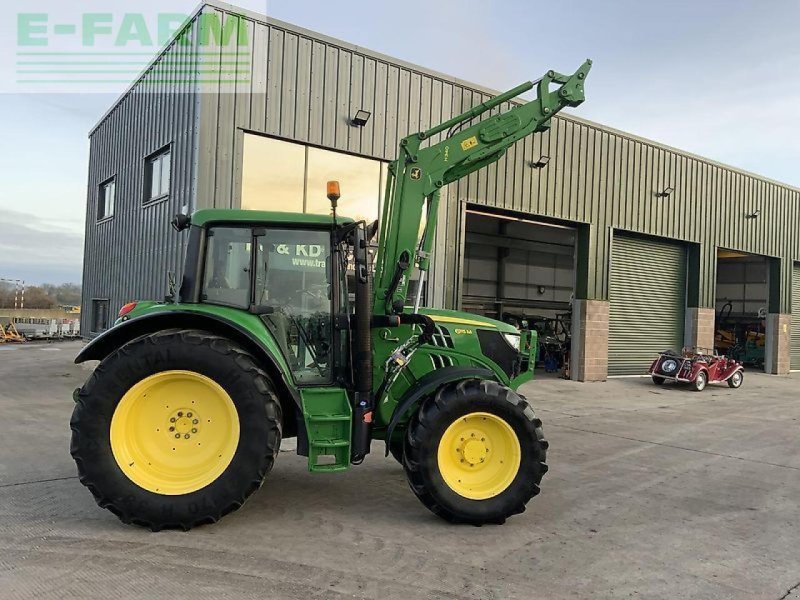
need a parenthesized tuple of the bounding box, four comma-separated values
(71, 61, 592, 529)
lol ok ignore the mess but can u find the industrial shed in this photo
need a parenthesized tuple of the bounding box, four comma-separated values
(82, 0, 800, 380)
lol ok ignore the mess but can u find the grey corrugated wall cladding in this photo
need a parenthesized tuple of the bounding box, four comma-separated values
(84, 1, 800, 324)
(192, 4, 800, 311)
(81, 18, 201, 334)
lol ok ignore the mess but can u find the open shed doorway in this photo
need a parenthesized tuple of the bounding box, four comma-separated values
(715, 249, 768, 371)
(461, 208, 576, 379)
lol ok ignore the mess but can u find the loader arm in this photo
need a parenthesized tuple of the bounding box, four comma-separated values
(373, 60, 592, 314)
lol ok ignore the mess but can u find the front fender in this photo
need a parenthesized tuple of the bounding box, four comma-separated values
(382, 366, 494, 456)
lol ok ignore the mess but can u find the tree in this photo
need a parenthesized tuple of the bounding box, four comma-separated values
(0, 282, 81, 309)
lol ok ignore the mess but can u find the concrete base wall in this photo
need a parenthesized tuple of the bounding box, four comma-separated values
(684, 307, 716, 351)
(765, 313, 791, 375)
(570, 299, 609, 382)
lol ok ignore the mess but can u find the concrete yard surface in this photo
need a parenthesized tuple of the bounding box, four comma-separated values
(0, 341, 798, 599)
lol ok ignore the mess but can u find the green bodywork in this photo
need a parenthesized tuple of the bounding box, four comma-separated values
(94, 61, 591, 472)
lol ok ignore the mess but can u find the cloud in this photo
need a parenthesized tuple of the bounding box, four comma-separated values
(0, 209, 84, 284)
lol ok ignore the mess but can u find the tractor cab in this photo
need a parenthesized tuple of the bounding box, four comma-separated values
(177, 209, 358, 387)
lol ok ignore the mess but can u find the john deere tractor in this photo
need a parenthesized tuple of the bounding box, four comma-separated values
(71, 61, 592, 529)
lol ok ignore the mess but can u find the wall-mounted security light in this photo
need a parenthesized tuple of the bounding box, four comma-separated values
(655, 186, 674, 198)
(530, 155, 550, 169)
(351, 109, 371, 127)
(537, 285, 546, 295)
(746, 209, 761, 219)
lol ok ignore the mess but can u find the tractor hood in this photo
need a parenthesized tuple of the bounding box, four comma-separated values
(418, 307, 517, 334)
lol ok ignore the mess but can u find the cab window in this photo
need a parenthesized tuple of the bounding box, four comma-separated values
(201, 226, 252, 308)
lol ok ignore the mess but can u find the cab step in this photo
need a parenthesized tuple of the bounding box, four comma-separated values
(300, 388, 352, 472)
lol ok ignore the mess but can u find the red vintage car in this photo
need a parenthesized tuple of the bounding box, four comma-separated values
(648, 348, 744, 391)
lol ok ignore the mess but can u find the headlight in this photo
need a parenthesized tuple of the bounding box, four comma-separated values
(502, 332, 520, 351)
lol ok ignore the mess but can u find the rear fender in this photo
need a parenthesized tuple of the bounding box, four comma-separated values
(75, 312, 301, 432)
(383, 366, 494, 456)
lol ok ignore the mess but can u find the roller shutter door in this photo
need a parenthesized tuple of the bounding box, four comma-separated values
(792, 264, 800, 370)
(609, 235, 686, 376)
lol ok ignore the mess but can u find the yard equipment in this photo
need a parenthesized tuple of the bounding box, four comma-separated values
(714, 301, 766, 368)
(0, 321, 26, 343)
(649, 348, 743, 391)
(71, 60, 592, 530)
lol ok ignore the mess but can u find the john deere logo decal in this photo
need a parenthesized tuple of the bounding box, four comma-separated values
(410, 167, 421, 180)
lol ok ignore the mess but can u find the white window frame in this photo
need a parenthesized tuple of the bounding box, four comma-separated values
(98, 177, 115, 221)
(144, 144, 172, 203)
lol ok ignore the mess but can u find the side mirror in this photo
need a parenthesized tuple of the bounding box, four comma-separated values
(366, 219, 379, 242)
(248, 304, 275, 315)
(171, 213, 191, 232)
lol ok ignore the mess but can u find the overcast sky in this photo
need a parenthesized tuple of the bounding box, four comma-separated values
(0, 0, 798, 284)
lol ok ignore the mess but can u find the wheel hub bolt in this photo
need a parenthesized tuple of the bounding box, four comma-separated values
(184, 434, 190, 439)
(177, 412, 183, 417)
(174, 433, 180, 439)
(169, 426, 175, 432)
(192, 419, 199, 425)
(187, 412, 193, 418)
(191, 428, 197, 434)
(170, 417, 176, 423)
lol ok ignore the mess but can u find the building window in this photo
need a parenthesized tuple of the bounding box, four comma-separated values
(305, 147, 382, 223)
(98, 178, 115, 221)
(144, 145, 171, 202)
(242, 135, 305, 212)
(241, 133, 384, 223)
(91, 299, 109, 333)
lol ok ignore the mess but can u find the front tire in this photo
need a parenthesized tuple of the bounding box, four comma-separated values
(70, 329, 282, 530)
(727, 370, 744, 388)
(403, 379, 548, 525)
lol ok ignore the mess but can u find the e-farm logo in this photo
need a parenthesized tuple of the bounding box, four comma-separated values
(12, 10, 251, 92)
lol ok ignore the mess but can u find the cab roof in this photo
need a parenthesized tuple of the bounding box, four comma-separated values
(191, 209, 354, 228)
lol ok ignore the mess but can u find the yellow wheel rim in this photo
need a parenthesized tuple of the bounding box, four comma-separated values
(437, 412, 521, 500)
(110, 370, 240, 495)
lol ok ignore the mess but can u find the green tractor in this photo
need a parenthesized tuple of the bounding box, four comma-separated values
(71, 61, 592, 529)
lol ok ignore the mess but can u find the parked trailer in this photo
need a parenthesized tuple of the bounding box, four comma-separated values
(13, 318, 53, 339)
(8, 317, 78, 340)
(57, 319, 81, 338)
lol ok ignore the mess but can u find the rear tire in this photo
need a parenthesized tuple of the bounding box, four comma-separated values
(70, 329, 282, 530)
(652, 376, 665, 385)
(403, 379, 548, 525)
(388, 436, 405, 464)
(727, 371, 744, 388)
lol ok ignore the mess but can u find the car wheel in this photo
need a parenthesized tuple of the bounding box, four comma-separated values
(692, 371, 707, 392)
(727, 371, 744, 389)
(651, 376, 665, 386)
